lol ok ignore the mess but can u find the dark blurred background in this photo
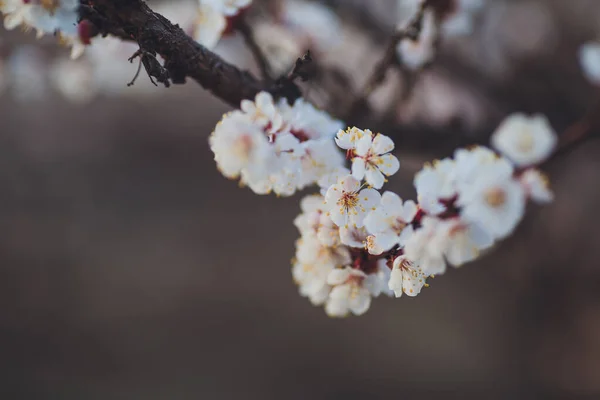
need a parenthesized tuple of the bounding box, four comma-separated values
(1, 0, 600, 399)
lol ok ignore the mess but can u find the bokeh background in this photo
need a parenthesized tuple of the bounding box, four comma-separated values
(2, 0, 600, 399)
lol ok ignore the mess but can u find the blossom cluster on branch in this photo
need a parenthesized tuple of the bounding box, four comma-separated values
(1, 1, 599, 319)
(210, 91, 557, 316)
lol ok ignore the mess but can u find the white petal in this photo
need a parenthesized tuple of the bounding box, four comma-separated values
(352, 158, 366, 181)
(355, 134, 373, 157)
(327, 268, 351, 285)
(349, 288, 371, 315)
(365, 167, 385, 189)
(364, 208, 388, 234)
(340, 175, 361, 193)
(372, 133, 395, 154)
(359, 188, 382, 210)
(378, 153, 400, 176)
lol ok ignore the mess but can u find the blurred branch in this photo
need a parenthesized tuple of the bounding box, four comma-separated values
(547, 91, 600, 163)
(235, 16, 273, 80)
(79, 0, 301, 107)
(345, 1, 429, 119)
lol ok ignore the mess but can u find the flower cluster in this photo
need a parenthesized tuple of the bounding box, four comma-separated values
(1, 0, 87, 58)
(209, 92, 345, 196)
(290, 113, 556, 317)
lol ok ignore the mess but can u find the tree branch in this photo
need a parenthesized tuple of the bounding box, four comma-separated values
(235, 16, 273, 80)
(79, 0, 301, 107)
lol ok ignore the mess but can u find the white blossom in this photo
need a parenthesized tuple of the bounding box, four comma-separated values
(443, 218, 494, 267)
(388, 256, 428, 298)
(210, 111, 273, 180)
(325, 267, 372, 317)
(364, 192, 417, 255)
(335, 126, 370, 150)
(49, 57, 96, 103)
(324, 175, 381, 228)
(457, 161, 526, 240)
(351, 132, 400, 189)
(579, 41, 600, 86)
(414, 158, 456, 215)
(519, 169, 554, 204)
(491, 113, 557, 167)
(193, 3, 227, 49)
(403, 216, 449, 275)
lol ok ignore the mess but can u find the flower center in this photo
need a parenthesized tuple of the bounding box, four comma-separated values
(232, 134, 253, 160)
(484, 187, 506, 208)
(517, 130, 535, 153)
(338, 192, 359, 211)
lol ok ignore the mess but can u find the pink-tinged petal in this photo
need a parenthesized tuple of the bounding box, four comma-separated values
(349, 288, 371, 315)
(372, 133, 395, 154)
(339, 175, 361, 193)
(381, 191, 403, 210)
(359, 188, 382, 209)
(364, 208, 388, 234)
(351, 158, 366, 181)
(355, 133, 373, 157)
(365, 167, 385, 189)
(327, 268, 351, 285)
(378, 153, 400, 176)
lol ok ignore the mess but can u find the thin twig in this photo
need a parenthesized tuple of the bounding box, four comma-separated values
(235, 16, 273, 80)
(344, 1, 429, 119)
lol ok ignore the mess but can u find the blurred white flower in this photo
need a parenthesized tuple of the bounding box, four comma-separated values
(396, 8, 437, 70)
(403, 216, 448, 275)
(279, 0, 341, 54)
(194, 3, 227, 49)
(491, 113, 557, 167)
(324, 175, 381, 228)
(1, 0, 33, 30)
(579, 41, 600, 86)
(351, 132, 400, 189)
(241, 91, 285, 134)
(457, 161, 525, 240)
(364, 192, 417, 255)
(414, 158, 456, 215)
(49, 57, 96, 103)
(519, 169, 554, 204)
(325, 267, 372, 317)
(210, 111, 273, 180)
